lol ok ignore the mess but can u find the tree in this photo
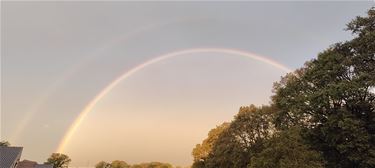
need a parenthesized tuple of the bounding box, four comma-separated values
(0, 141, 10, 146)
(96, 161, 111, 168)
(204, 105, 274, 168)
(192, 122, 230, 168)
(131, 162, 173, 168)
(272, 8, 375, 167)
(111, 160, 130, 168)
(94, 161, 175, 168)
(46, 153, 71, 168)
(249, 127, 324, 168)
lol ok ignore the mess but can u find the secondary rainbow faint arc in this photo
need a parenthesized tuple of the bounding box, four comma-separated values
(56, 48, 292, 153)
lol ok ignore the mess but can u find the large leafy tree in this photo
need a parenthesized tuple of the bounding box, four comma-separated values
(131, 162, 173, 168)
(192, 122, 229, 168)
(272, 8, 375, 167)
(203, 105, 274, 168)
(249, 126, 324, 168)
(95, 161, 111, 168)
(111, 160, 130, 168)
(46, 153, 72, 168)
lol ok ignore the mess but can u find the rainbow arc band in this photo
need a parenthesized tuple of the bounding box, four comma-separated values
(56, 48, 292, 153)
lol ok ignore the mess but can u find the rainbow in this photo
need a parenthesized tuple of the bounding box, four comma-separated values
(56, 48, 292, 153)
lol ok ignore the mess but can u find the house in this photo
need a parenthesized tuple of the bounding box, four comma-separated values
(0, 147, 52, 168)
(15, 160, 36, 168)
(16, 160, 52, 168)
(0, 146, 23, 168)
(34, 164, 52, 168)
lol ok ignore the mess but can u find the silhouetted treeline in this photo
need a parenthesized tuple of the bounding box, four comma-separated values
(192, 7, 375, 168)
(95, 160, 184, 168)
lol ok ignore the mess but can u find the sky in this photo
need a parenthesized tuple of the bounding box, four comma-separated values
(1, 1, 374, 167)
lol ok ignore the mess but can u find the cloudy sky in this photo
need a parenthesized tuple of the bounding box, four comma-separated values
(2, 1, 374, 167)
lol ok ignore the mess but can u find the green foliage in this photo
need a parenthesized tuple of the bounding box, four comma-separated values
(111, 160, 131, 168)
(192, 122, 229, 168)
(95, 161, 111, 168)
(249, 127, 324, 168)
(131, 162, 173, 168)
(94, 161, 173, 168)
(0, 141, 10, 146)
(200, 105, 274, 168)
(46, 153, 71, 168)
(272, 8, 375, 167)
(192, 7, 374, 168)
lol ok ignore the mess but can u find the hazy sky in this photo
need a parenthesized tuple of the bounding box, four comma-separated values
(2, 1, 374, 167)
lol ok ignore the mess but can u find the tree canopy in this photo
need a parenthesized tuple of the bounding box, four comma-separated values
(272, 7, 375, 167)
(46, 153, 72, 168)
(192, 7, 375, 168)
(249, 127, 324, 168)
(95, 161, 112, 168)
(94, 161, 174, 168)
(193, 105, 274, 168)
(192, 122, 229, 167)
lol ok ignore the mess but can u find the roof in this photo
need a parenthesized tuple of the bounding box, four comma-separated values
(16, 160, 37, 168)
(34, 164, 52, 168)
(15, 160, 52, 168)
(0, 146, 23, 168)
